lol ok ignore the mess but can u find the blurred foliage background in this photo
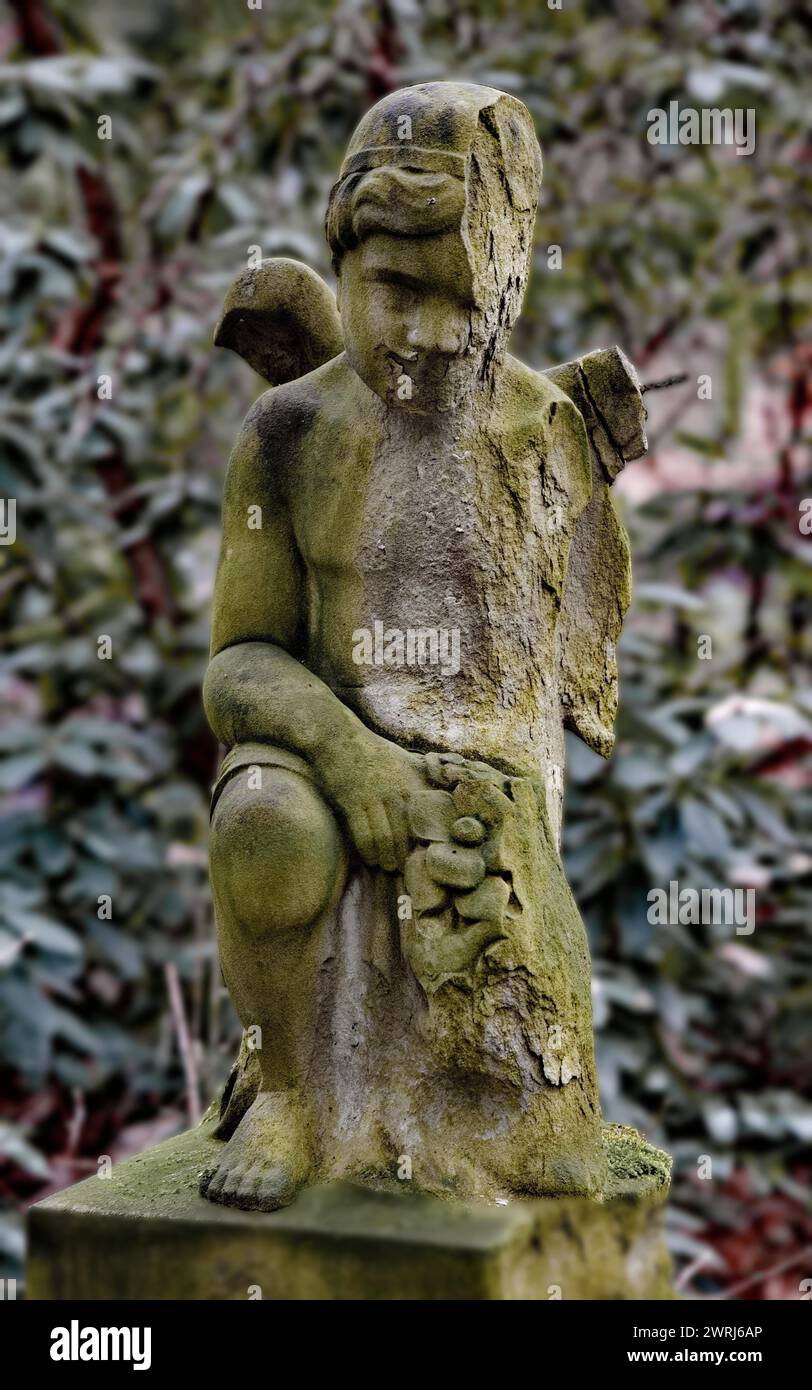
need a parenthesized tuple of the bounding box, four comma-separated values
(1, 0, 810, 1297)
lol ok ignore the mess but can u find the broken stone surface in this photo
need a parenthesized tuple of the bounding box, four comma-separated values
(187, 81, 670, 1225)
(546, 346, 647, 481)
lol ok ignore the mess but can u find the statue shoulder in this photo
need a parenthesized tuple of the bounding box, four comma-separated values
(234, 353, 355, 492)
(244, 352, 352, 439)
(502, 354, 588, 437)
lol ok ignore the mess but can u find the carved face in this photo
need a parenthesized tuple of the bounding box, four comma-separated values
(338, 229, 481, 415)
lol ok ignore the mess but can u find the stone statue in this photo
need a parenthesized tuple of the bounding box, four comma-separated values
(200, 81, 670, 1212)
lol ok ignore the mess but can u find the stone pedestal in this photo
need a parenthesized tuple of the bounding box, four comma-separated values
(27, 1126, 673, 1300)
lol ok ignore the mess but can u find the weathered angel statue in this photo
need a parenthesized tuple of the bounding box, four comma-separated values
(199, 81, 668, 1211)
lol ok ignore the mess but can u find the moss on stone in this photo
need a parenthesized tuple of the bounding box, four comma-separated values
(27, 1125, 674, 1300)
(603, 1123, 672, 1200)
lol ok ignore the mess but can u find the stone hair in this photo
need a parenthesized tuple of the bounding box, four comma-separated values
(325, 99, 543, 379)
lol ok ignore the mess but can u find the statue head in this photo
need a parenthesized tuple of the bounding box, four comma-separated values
(326, 82, 542, 414)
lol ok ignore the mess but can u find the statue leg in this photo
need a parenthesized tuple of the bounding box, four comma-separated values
(200, 749, 346, 1210)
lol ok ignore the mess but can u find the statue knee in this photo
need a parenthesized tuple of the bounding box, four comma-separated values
(210, 768, 344, 934)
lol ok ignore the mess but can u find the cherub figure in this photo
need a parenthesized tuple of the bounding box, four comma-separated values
(200, 82, 665, 1211)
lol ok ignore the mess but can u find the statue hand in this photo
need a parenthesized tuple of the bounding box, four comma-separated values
(312, 727, 426, 874)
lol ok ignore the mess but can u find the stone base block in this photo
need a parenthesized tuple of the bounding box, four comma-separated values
(27, 1126, 673, 1300)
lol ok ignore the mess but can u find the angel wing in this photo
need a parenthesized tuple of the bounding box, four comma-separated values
(549, 348, 647, 758)
(213, 257, 343, 386)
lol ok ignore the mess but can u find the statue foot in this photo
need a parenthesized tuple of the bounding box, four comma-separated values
(199, 1090, 311, 1212)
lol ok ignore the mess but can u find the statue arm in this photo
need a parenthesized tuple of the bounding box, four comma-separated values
(204, 399, 424, 870)
(205, 641, 365, 766)
(204, 399, 364, 761)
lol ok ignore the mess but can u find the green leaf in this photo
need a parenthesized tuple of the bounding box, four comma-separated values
(0, 1122, 51, 1179)
(4, 909, 81, 959)
(0, 752, 47, 790)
